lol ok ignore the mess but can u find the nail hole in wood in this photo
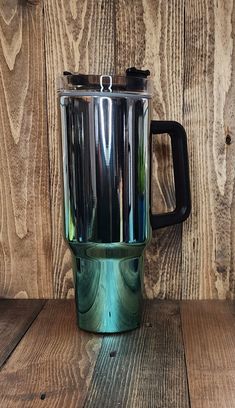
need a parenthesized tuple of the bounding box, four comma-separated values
(109, 351, 117, 358)
(226, 135, 232, 145)
(40, 393, 46, 400)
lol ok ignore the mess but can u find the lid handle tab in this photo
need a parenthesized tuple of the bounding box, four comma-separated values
(100, 75, 113, 92)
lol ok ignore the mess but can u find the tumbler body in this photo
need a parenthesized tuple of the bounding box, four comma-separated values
(60, 91, 151, 332)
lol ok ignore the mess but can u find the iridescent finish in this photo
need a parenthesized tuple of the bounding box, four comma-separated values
(60, 86, 152, 332)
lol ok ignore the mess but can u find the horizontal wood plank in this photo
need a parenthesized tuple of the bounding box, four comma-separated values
(181, 301, 235, 408)
(0, 300, 45, 368)
(0, 300, 102, 407)
(1, 300, 235, 407)
(84, 301, 189, 408)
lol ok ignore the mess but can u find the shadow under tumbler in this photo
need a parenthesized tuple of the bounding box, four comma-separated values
(59, 68, 191, 333)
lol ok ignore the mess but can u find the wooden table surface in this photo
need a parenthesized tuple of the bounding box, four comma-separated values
(0, 300, 234, 408)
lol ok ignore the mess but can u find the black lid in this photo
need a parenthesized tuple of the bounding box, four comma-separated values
(59, 67, 152, 95)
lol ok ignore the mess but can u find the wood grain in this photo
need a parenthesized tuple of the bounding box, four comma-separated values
(182, 0, 235, 299)
(0, 299, 45, 368)
(181, 300, 235, 408)
(0, 300, 102, 407)
(0, 0, 53, 297)
(0, 0, 235, 300)
(44, 0, 116, 298)
(84, 301, 189, 408)
(1, 299, 235, 407)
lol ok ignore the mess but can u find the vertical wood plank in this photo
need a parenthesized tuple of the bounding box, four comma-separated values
(0, 300, 102, 407)
(84, 301, 189, 408)
(181, 301, 235, 407)
(182, 0, 235, 299)
(0, 0, 53, 297)
(115, 0, 185, 298)
(44, 0, 116, 298)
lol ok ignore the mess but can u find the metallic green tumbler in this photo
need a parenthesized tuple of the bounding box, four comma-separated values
(59, 68, 191, 333)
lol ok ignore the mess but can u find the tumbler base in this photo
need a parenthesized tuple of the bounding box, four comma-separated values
(72, 254, 144, 333)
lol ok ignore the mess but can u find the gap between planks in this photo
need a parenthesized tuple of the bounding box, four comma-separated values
(0, 299, 46, 369)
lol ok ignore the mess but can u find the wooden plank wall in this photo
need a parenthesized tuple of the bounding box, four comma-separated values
(0, 0, 234, 299)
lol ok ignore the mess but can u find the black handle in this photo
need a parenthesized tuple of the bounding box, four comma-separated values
(150, 120, 191, 230)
